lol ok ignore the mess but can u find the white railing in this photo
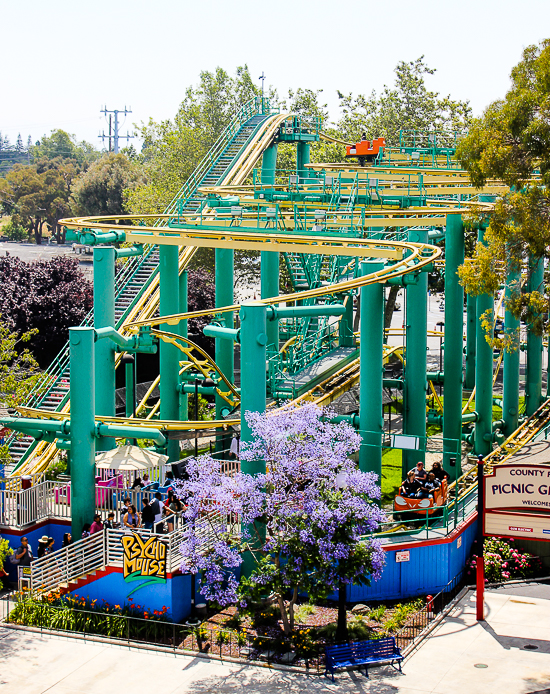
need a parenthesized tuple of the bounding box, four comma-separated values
(30, 530, 106, 594)
(29, 510, 225, 594)
(0, 480, 66, 527)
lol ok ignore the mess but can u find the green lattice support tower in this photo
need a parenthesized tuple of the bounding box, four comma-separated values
(359, 261, 384, 479)
(443, 214, 464, 472)
(159, 245, 180, 462)
(93, 247, 116, 452)
(403, 229, 428, 477)
(465, 294, 476, 391)
(503, 260, 520, 434)
(474, 226, 494, 456)
(69, 327, 97, 539)
(525, 256, 544, 417)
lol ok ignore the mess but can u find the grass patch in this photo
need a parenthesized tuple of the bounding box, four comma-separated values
(381, 448, 402, 506)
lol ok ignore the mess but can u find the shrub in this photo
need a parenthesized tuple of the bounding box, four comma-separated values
(368, 605, 387, 622)
(2, 220, 27, 241)
(468, 538, 542, 583)
(294, 603, 316, 624)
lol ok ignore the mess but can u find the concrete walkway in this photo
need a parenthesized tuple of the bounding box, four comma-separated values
(1, 587, 550, 693)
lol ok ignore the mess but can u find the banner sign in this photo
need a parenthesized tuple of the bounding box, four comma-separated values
(121, 534, 167, 593)
(484, 463, 550, 542)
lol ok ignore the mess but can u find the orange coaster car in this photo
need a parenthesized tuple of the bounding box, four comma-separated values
(345, 137, 386, 166)
(394, 479, 448, 516)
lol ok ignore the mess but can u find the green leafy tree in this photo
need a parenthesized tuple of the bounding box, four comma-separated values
(127, 65, 260, 215)
(0, 159, 77, 244)
(0, 321, 40, 407)
(31, 130, 99, 168)
(457, 40, 550, 333)
(337, 56, 471, 146)
(72, 152, 146, 216)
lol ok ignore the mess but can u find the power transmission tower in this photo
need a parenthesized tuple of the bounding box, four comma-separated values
(99, 106, 134, 153)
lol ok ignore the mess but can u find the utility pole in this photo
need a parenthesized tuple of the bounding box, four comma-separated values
(99, 106, 133, 153)
(259, 72, 265, 98)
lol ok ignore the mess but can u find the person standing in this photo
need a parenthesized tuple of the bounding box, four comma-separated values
(151, 492, 164, 534)
(141, 498, 154, 531)
(90, 514, 104, 534)
(15, 537, 33, 566)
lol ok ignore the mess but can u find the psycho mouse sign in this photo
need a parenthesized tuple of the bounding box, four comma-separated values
(121, 534, 167, 594)
(484, 464, 550, 541)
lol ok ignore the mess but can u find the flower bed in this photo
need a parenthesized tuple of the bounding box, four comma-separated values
(4, 591, 429, 670)
(468, 538, 542, 583)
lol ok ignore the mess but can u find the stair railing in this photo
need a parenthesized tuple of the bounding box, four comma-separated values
(30, 530, 106, 595)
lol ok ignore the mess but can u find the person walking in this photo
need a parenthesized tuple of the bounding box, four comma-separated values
(37, 535, 49, 558)
(14, 537, 33, 566)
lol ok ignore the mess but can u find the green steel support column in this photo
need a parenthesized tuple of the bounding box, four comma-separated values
(215, 249, 234, 452)
(239, 301, 267, 576)
(179, 270, 188, 421)
(261, 251, 279, 350)
(403, 230, 428, 477)
(159, 245, 180, 462)
(261, 143, 278, 186)
(260, 141, 279, 349)
(474, 226, 494, 457)
(93, 247, 116, 452)
(359, 261, 384, 479)
(296, 142, 310, 180)
(124, 357, 136, 419)
(69, 327, 96, 540)
(339, 293, 354, 347)
(465, 294, 477, 391)
(443, 215, 465, 472)
(526, 256, 544, 416)
(502, 263, 520, 434)
(239, 301, 267, 474)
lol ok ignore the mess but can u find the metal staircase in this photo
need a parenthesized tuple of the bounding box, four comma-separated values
(7, 98, 279, 475)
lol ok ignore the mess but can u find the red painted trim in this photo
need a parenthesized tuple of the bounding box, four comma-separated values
(382, 512, 477, 553)
(0, 518, 71, 536)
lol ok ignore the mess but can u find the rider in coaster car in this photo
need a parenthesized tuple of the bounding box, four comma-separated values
(399, 471, 421, 498)
(417, 472, 441, 499)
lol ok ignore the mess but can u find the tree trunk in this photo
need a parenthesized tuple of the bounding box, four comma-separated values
(384, 285, 400, 331)
(336, 581, 348, 642)
(277, 594, 291, 635)
(34, 218, 43, 245)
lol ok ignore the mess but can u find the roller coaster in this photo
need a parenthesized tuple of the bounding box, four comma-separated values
(1, 95, 548, 544)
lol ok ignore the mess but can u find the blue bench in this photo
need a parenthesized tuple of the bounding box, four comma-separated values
(324, 637, 403, 681)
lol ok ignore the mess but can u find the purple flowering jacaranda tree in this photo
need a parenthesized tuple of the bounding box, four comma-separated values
(173, 403, 386, 636)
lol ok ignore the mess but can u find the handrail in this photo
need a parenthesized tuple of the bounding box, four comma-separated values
(31, 530, 106, 594)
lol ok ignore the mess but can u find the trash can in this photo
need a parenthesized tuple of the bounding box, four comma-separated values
(21, 476, 32, 490)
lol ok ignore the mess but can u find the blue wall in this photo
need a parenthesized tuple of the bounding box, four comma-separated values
(68, 570, 193, 623)
(1, 520, 71, 582)
(349, 516, 478, 602)
(2, 514, 478, 617)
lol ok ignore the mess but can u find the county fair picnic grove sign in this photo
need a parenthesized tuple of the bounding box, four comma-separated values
(483, 463, 550, 541)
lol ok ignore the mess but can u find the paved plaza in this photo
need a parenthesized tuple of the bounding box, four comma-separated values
(2, 587, 550, 693)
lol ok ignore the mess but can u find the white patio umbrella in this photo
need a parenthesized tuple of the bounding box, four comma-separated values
(95, 445, 168, 471)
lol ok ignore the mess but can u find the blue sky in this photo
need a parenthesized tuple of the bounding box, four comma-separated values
(3, 0, 549, 147)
